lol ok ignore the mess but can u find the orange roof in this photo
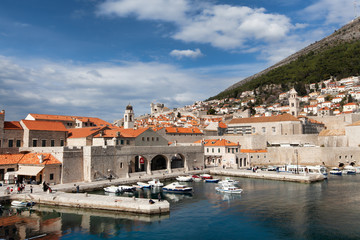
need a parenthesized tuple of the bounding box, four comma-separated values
(241, 149, 267, 153)
(165, 127, 203, 134)
(229, 113, 299, 124)
(219, 122, 227, 128)
(200, 139, 239, 147)
(19, 153, 61, 165)
(27, 113, 113, 127)
(0, 154, 24, 165)
(67, 126, 108, 138)
(0, 153, 61, 165)
(116, 128, 149, 138)
(21, 120, 67, 131)
(4, 121, 22, 130)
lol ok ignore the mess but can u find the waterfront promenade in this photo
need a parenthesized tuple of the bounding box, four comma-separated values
(0, 168, 324, 214)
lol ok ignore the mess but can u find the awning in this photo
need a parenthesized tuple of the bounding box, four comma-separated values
(15, 166, 44, 176)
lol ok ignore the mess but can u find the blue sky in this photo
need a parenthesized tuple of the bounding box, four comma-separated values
(0, 0, 357, 121)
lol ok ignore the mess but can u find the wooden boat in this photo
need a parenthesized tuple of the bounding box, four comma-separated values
(163, 182, 193, 193)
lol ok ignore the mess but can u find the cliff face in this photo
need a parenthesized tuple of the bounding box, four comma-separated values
(222, 18, 360, 93)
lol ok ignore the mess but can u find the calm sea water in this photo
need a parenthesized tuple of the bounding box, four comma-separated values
(2, 175, 360, 240)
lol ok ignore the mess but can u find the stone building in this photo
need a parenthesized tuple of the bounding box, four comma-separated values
(227, 113, 302, 135)
(289, 88, 300, 117)
(124, 104, 135, 129)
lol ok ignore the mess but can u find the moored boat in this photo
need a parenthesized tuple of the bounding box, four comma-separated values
(330, 168, 342, 175)
(216, 182, 243, 194)
(200, 174, 212, 179)
(176, 175, 193, 182)
(192, 175, 202, 181)
(118, 185, 136, 192)
(104, 186, 121, 193)
(205, 178, 220, 183)
(343, 166, 356, 175)
(137, 182, 151, 188)
(11, 200, 35, 207)
(148, 179, 164, 187)
(219, 177, 239, 185)
(163, 182, 193, 193)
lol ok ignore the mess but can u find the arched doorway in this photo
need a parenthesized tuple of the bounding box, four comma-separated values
(129, 156, 147, 173)
(171, 154, 184, 169)
(151, 155, 167, 171)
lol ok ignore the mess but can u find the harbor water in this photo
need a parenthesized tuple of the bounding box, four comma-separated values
(1, 174, 360, 240)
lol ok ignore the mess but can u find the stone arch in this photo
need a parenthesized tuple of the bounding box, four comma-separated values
(129, 155, 148, 173)
(171, 153, 185, 169)
(151, 155, 167, 171)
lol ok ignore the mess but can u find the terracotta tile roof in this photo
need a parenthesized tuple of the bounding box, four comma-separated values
(319, 129, 345, 136)
(229, 113, 299, 125)
(117, 128, 149, 138)
(0, 153, 61, 165)
(240, 149, 267, 153)
(21, 120, 67, 131)
(19, 153, 61, 165)
(4, 121, 22, 130)
(27, 113, 113, 127)
(197, 139, 239, 147)
(67, 126, 108, 138)
(165, 127, 203, 134)
(0, 154, 24, 165)
(218, 122, 227, 128)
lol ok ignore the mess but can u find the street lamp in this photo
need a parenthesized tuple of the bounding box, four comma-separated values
(295, 149, 299, 174)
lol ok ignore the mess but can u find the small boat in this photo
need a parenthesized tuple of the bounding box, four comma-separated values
(132, 184, 144, 189)
(104, 186, 121, 193)
(11, 200, 35, 207)
(137, 182, 151, 188)
(219, 177, 239, 184)
(192, 175, 202, 182)
(329, 168, 342, 175)
(176, 176, 193, 182)
(163, 182, 193, 193)
(200, 174, 212, 179)
(148, 179, 164, 187)
(216, 183, 243, 194)
(118, 185, 136, 192)
(205, 178, 220, 183)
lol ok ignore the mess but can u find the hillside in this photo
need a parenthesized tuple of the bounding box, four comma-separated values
(211, 17, 360, 100)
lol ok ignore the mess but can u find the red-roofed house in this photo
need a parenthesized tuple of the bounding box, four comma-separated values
(198, 139, 240, 168)
(20, 120, 68, 147)
(343, 103, 359, 113)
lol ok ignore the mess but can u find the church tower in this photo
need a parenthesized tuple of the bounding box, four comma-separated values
(289, 88, 300, 117)
(124, 104, 134, 129)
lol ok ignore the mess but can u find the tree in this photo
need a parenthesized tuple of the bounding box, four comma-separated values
(207, 108, 216, 115)
(177, 112, 181, 118)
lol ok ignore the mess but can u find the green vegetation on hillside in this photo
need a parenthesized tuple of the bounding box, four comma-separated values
(211, 40, 360, 100)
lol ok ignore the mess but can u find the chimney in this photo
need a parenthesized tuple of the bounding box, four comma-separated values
(116, 131, 120, 137)
(38, 154, 44, 163)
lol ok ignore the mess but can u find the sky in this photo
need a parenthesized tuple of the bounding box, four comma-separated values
(0, 0, 358, 122)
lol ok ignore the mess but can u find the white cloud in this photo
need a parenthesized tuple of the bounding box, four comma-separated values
(169, 48, 203, 59)
(0, 56, 226, 121)
(302, 0, 355, 25)
(97, 0, 294, 50)
(96, 0, 189, 22)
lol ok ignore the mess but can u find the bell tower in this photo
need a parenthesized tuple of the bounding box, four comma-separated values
(124, 104, 134, 129)
(289, 88, 299, 117)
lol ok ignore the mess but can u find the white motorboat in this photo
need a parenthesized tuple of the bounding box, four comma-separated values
(137, 182, 151, 188)
(176, 175, 193, 182)
(192, 175, 202, 181)
(216, 182, 243, 194)
(104, 186, 121, 193)
(148, 179, 164, 187)
(200, 174, 212, 179)
(11, 200, 35, 207)
(118, 185, 136, 192)
(329, 167, 342, 175)
(219, 177, 239, 185)
(163, 182, 193, 193)
(343, 166, 356, 175)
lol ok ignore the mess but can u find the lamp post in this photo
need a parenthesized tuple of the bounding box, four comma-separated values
(295, 149, 299, 174)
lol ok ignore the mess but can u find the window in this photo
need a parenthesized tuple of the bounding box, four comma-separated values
(42, 140, 46, 147)
(272, 127, 276, 133)
(147, 137, 149, 141)
(212, 148, 214, 153)
(126, 140, 130, 145)
(142, 137, 145, 141)
(156, 137, 159, 141)
(152, 137, 154, 141)
(16, 140, 21, 147)
(116, 140, 119, 145)
(32, 139, 38, 147)
(262, 127, 266, 133)
(218, 148, 220, 153)
(51, 140, 55, 147)
(50, 173, 54, 180)
(236, 148, 238, 153)
(207, 148, 209, 153)
(8, 140, 13, 148)
(228, 148, 230, 153)
(120, 162, 123, 168)
(121, 140, 124, 145)
(60, 139, 64, 146)
(232, 148, 234, 153)
(252, 128, 255, 133)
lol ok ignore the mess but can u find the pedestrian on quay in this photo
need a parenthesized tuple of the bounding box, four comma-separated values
(76, 184, 80, 193)
(30, 185, 33, 193)
(158, 193, 162, 202)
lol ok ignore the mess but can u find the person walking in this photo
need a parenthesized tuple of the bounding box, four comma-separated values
(30, 185, 33, 194)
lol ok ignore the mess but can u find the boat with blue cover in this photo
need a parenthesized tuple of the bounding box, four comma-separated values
(162, 182, 193, 193)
